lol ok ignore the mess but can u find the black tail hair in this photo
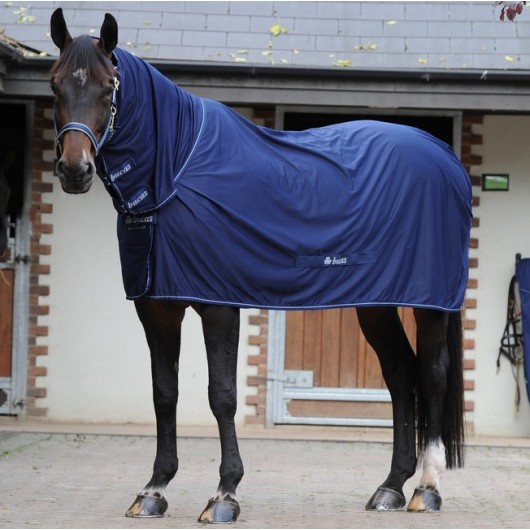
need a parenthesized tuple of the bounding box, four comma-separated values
(417, 310, 465, 469)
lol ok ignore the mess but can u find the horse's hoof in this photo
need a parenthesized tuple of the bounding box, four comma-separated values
(125, 494, 168, 517)
(198, 497, 240, 524)
(365, 486, 406, 511)
(407, 487, 442, 512)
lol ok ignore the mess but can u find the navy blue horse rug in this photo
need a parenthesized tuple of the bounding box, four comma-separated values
(97, 48, 472, 311)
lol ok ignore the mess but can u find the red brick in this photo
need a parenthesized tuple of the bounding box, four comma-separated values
(248, 354, 266, 366)
(463, 359, 475, 370)
(28, 366, 47, 377)
(27, 387, 47, 398)
(464, 400, 474, 412)
(463, 339, 475, 350)
(246, 395, 264, 406)
(464, 380, 475, 391)
(29, 325, 48, 337)
(33, 182, 53, 193)
(33, 223, 53, 235)
(248, 335, 267, 345)
(467, 278, 478, 289)
(30, 285, 50, 297)
(29, 345, 48, 356)
(464, 298, 477, 309)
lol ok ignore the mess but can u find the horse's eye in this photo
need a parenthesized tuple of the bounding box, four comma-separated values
(50, 82, 58, 95)
(100, 83, 113, 98)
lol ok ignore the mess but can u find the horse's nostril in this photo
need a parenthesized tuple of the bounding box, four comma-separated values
(57, 159, 94, 185)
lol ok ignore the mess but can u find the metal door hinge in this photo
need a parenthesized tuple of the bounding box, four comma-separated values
(284, 370, 313, 388)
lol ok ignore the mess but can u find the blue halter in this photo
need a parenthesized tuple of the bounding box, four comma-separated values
(55, 76, 119, 157)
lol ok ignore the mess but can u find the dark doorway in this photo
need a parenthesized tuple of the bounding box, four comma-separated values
(1, 104, 26, 232)
(0, 102, 29, 416)
(283, 112, 454, 146)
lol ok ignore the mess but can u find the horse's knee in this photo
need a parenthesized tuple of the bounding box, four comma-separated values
(152, 385, 179, 415)
(209, 388, 237, 420)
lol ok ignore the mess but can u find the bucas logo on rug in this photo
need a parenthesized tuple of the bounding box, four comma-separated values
(324, 256, 349, 266)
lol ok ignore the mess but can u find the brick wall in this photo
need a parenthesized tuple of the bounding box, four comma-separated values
(26, 101, 54, 417)
(245, 310, 269, 425)
(460, 113, 483, 433)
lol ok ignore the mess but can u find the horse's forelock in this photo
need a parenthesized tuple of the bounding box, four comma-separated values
(50, 35, 114, 81)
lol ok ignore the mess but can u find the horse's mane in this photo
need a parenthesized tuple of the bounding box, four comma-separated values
(50, 35, 114, 80)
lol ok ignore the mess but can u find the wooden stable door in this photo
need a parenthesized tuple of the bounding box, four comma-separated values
(0, 102, 30, 417)
(281, 307, 416, 424)
(0, 270, 14, 378)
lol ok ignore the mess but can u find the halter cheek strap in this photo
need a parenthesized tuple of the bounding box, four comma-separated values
(55, 76, 119, 157)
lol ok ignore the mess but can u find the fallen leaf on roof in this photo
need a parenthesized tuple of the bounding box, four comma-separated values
(270, 23, 287, 36)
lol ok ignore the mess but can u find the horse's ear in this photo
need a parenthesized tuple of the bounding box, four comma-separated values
(99, 13, 118, 56)
(50, 8, 73, 52)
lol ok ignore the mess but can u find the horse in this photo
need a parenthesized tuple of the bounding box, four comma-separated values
(49, 8, 472, 523)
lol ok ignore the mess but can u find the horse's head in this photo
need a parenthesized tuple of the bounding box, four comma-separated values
(50, 8, 118, 194)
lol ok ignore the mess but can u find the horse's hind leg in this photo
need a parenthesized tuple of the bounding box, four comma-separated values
(194, 304, 244, 524)
(407, 308, 464, 512)
(357, 306, 418, 511)
(126, 300, 186, 518)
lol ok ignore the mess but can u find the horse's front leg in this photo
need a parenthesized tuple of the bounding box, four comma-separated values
(126, 300, 187, 518)
(357, 307, 418, 511)
(194, 304, 244, 524)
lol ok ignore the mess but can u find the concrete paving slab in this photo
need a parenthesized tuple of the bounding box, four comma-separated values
(0, 421, 530, 528)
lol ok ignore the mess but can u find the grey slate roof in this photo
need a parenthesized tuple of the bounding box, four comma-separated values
(0, 1, 529, 71)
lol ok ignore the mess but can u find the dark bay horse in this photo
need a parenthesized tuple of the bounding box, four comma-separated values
(50, 8, 471, 524)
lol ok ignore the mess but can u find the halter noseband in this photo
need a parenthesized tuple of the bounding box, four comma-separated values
(55, 76, 119, 157)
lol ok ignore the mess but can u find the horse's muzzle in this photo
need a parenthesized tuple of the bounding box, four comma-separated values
(56, 158, 95, 194)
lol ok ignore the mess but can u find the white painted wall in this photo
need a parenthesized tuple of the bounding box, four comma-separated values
(38, 114, 530, 436)
(472, 115, 530, 436)
(40, 173, 257, 426)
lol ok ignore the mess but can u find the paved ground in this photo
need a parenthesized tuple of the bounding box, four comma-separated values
(1, 420, 530, 528)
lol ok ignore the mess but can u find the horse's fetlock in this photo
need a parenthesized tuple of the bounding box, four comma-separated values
(221, 466, 244, 482)
(140, 486, 168, 499)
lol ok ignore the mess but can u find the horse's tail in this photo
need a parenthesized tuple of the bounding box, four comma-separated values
(417, 310, 465, 469)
